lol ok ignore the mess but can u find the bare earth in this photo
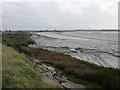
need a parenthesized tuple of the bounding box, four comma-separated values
(30, 31, 119, 69)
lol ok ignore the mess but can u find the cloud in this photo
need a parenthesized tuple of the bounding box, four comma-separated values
(2, 0, 118, 30)
(0, 3, 2, 30)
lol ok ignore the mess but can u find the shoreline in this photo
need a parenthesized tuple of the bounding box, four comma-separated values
(30, 31, 119, 69)
(2, 31, 120, 88)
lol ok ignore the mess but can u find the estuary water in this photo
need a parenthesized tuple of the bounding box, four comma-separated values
(30, 31, 119, 69)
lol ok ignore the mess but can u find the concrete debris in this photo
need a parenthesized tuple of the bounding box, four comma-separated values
(28, 57, 85, 89)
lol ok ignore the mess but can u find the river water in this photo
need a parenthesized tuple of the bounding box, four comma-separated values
(29, 31, 119, 69)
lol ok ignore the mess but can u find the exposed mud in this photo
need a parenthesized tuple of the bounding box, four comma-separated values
(29, 31, 119, 69)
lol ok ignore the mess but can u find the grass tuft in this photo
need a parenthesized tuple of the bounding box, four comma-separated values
(2, 31, 120, 88)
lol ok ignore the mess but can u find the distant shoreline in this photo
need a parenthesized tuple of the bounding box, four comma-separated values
(30, 29, 119, 32)
(1, 29, 119, 32)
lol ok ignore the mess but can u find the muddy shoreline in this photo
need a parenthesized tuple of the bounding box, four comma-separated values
(29, 31, 119, 69)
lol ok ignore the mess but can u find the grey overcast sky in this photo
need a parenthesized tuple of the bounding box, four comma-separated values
(1, 0, 119, 30)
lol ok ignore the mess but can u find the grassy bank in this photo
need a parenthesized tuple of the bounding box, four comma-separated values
(2, 32, 58, 88)
(2, 31, 34, 52)
(2, 31, 120, 88)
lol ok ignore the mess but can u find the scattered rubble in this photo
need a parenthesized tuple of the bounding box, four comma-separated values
(28, 57, 86, 89)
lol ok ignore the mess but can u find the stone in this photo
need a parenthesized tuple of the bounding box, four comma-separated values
(34, 60, 41, 64)
(45, 72, 54, 79)
(47, 66, 55, 73)
(70, 48, 77, 53)
(52, 71, 56, 75)
(41, 72, 61, 87)
(54, 76, 67, 83)
(37, 65, 48, 72)
(28, 57, 85, 89)
(61, 80, 85, 89)
(62, 76, 67, 80)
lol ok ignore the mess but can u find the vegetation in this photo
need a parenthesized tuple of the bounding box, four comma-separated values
(2, 31, 120, 88)
(2, 31, 34, 52)
(2, 32, 58, 88)
(21, 47, 120, 88)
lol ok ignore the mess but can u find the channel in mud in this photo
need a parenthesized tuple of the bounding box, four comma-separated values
(29, 31, 119, 69)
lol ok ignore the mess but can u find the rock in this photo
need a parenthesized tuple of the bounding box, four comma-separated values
(62, 76, 67, 80)
(45, 72, 54, 79)
(29, 57, 35, 61)
(52, 71, 56, 75)
(42, 64, 49, 69)
(37, 67, 43, 73)
(55, 71, 62, 77)
(37, 64, 48, 72)
(61, 81, 85, 89)
(34, 60, 41, 64)
(28, 57, 85, 89)
(70, 48, 77, 53)
(47, 66, 55, 73)
(37, 64, 56, 74)
(54, 76, 67, 83)
(41, 72, 61, 87)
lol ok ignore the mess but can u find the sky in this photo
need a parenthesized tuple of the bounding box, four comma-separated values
(0, 0, 119, 30)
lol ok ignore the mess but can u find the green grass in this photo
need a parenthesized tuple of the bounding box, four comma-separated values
(0, 43, 2, 89)
(2, 31, 120, 88)
(22, 47, 120, 88)
(2, 31, 34, 52)
(2, 45, 58, 88)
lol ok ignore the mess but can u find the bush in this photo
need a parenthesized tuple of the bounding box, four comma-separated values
(2, 31, 120, 88)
